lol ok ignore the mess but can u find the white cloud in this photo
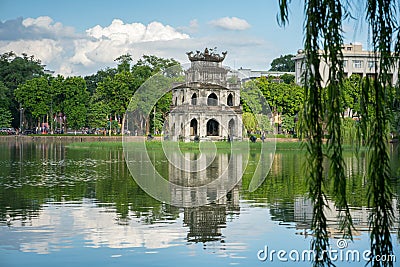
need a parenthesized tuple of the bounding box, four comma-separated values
(86, 19, 189, 42)
(210, 17, 251, 31)
(69, 19, 190, 68)
(0, 39, 63, 64)
(22, 16, 76, 38)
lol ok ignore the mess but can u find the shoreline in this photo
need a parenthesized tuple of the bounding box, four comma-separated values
(0, 135, 301, 143)
(1, 136, 395, 152)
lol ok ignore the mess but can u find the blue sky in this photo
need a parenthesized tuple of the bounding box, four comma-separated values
(0, 0, 368, 76)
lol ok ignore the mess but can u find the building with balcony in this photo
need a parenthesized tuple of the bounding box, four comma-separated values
(293, 43, 399, 86)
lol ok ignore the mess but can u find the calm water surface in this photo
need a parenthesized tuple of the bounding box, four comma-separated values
(0, 140, 399, 267)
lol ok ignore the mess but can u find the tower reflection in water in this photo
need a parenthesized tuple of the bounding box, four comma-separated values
(168, 152, 242, 243)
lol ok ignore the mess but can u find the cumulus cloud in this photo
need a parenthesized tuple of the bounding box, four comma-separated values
(0, 39, 64, 64)
(22, 16, 76, 38)
(69, 19, 190, 67)
(86, 19, 189, 42)
(210, 17, 251, 31)
(0, 16, 76, 40)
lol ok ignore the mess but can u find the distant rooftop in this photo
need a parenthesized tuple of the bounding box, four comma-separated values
(295, 43, 371, 56)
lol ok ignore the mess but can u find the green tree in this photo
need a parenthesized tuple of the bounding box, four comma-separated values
(0, 52, 44, 91)
(280, 73, 295, 84)
(115, 54, 133, 73)
(242, 112, 257, 133)
(87, 101, 110, 130)
(0, 81, 10, 111)
(0, 81, 12, 128)
(130, 56, 180, 134)
(95, 71, 135, 133)
(128, 72, 173, 135)
(281, 115, 295, 134)
(62, 77, 89, 129)
(0, 52, 44, 128)
(269, 54, 295, 72)
(84, 68, 117, 96)
(0, 108, 12, 128)
(248, 76, 303, 134)
(134, 55, 179, 75)
(342, 74, 362, 113)
(15, 77, 51, 127)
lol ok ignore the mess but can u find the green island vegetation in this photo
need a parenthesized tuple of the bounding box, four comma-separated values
(67, 140, 303, 151)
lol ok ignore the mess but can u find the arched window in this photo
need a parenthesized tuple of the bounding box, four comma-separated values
(191, 93, 197, 105)
(207, 93, 218, 106)
(206, 119, 219, 136)
(175, 97, 177, 106)
(190, 118, 198, 136)
(182, 95, 185, 104)
(227, 93, 233, 106)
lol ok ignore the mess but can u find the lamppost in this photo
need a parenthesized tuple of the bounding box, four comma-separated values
(109, 115, 112, 136)
(19, 103, 24, 134)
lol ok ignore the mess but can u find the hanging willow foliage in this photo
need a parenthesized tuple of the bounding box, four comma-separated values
(279, 1, 399, 267)
(365, 1, 396, 266)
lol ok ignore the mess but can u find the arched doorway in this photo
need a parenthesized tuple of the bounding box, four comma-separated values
(207, 93, 218, 106)
(227, 93, 233, 106)
(190, 118, 198, 136)
(191, 93, 197, 105)
(207, 119, 219, 136)
(228, 119, 235, 139)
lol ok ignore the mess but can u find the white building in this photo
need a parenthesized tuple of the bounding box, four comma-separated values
(293, 43, 399, 86)
(237, 67, 295, 81)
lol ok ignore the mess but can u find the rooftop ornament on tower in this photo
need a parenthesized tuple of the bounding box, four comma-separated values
(186, 48, 227, 62)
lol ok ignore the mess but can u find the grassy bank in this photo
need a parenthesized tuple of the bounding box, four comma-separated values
(66, 140, 373, 153)
(67, 140, 304, 151)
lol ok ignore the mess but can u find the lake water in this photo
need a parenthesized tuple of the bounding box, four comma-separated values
(0, 140, 399, 266)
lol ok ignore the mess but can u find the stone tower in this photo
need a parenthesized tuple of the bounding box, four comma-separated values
(168, 48, 242, 142)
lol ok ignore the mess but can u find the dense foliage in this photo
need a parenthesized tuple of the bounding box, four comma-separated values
(241, 76, 304, 135)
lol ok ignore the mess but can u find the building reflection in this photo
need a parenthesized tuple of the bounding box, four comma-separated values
(183, 185, 240, 243)
(292, 196, 399, 236)
(265, 149, 400, 237)
(168, 152, 242, 242)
